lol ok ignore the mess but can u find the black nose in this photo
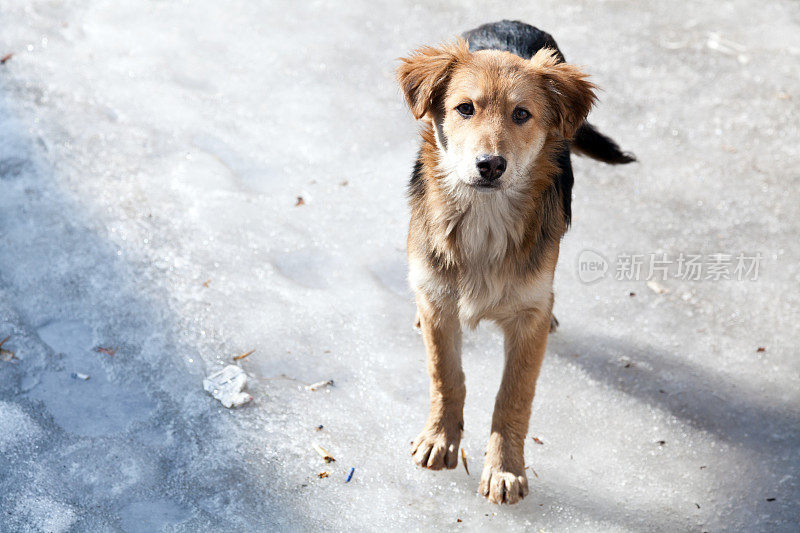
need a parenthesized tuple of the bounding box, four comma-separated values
(476, 154, 507, 181)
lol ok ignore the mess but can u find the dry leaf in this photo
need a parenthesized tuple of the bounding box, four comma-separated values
(1, 335, 18, 363)
(647, 280, 668, 295)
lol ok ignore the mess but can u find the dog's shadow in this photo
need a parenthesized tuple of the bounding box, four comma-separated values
(548, 330, 798, 456)
(501, 329, 800, 528)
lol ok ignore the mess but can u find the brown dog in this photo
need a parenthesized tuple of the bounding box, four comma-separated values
(397, 21, 633, 504)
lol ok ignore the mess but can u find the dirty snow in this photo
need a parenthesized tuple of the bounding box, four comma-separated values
(1, 0, 799, 531)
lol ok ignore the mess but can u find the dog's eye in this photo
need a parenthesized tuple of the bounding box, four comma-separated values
(512, 107, 531, 124)
(455, 103, 474, 118)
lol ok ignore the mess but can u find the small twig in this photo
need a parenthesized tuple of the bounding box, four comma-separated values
(250, 374, 335, 393)
(313, 443, 335, 463)
(95, 346, 116, 357)
(306, 379, 334, 391)
(0, 335, 9, 348)
(233, 349, 255, 361)
(251, 373, 304, 384)
(0, 53, 12, 65)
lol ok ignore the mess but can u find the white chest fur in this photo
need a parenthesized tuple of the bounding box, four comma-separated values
(409, 186, 554, 329)
(455, 196, 552, 328)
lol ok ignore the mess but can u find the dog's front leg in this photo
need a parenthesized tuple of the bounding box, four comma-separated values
(411, 291, 465, 470)
(480, 308, 551, 504)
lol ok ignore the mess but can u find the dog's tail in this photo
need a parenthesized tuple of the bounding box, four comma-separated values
(572, 122, 636, 164)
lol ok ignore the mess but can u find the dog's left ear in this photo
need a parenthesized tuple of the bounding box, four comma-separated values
(531, 49, 597, 139)
(397, 40, 470, 120)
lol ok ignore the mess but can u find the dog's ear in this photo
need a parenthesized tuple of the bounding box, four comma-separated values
(397, 40, 470, 120)
(531, 49, 596, 139)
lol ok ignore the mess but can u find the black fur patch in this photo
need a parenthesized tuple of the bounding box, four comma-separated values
(552, 142, 575, 227)
(408, 151, 426, 201)
(462, 20, 565, 63)
(573, 122, 637, 164)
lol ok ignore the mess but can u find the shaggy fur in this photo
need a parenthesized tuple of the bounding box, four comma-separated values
(397, 20, 634, 505)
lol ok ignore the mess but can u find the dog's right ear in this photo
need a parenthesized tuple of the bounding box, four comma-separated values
(397, 40, 469, 120)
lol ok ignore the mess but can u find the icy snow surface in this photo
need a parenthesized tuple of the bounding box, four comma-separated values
(1, 0, 799, 531)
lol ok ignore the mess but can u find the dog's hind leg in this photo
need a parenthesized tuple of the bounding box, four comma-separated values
(411, 292, 465, 470)
(480, 307, 551, 504)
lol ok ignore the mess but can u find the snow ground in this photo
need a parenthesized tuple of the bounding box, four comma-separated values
(1, 0, 798, 531)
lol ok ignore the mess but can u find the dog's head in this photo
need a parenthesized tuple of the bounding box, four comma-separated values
(398, 40, 595, 192)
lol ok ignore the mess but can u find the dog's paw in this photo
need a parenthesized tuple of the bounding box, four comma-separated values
(411, 424, 461, 470)
(479, 463, 529, 504)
